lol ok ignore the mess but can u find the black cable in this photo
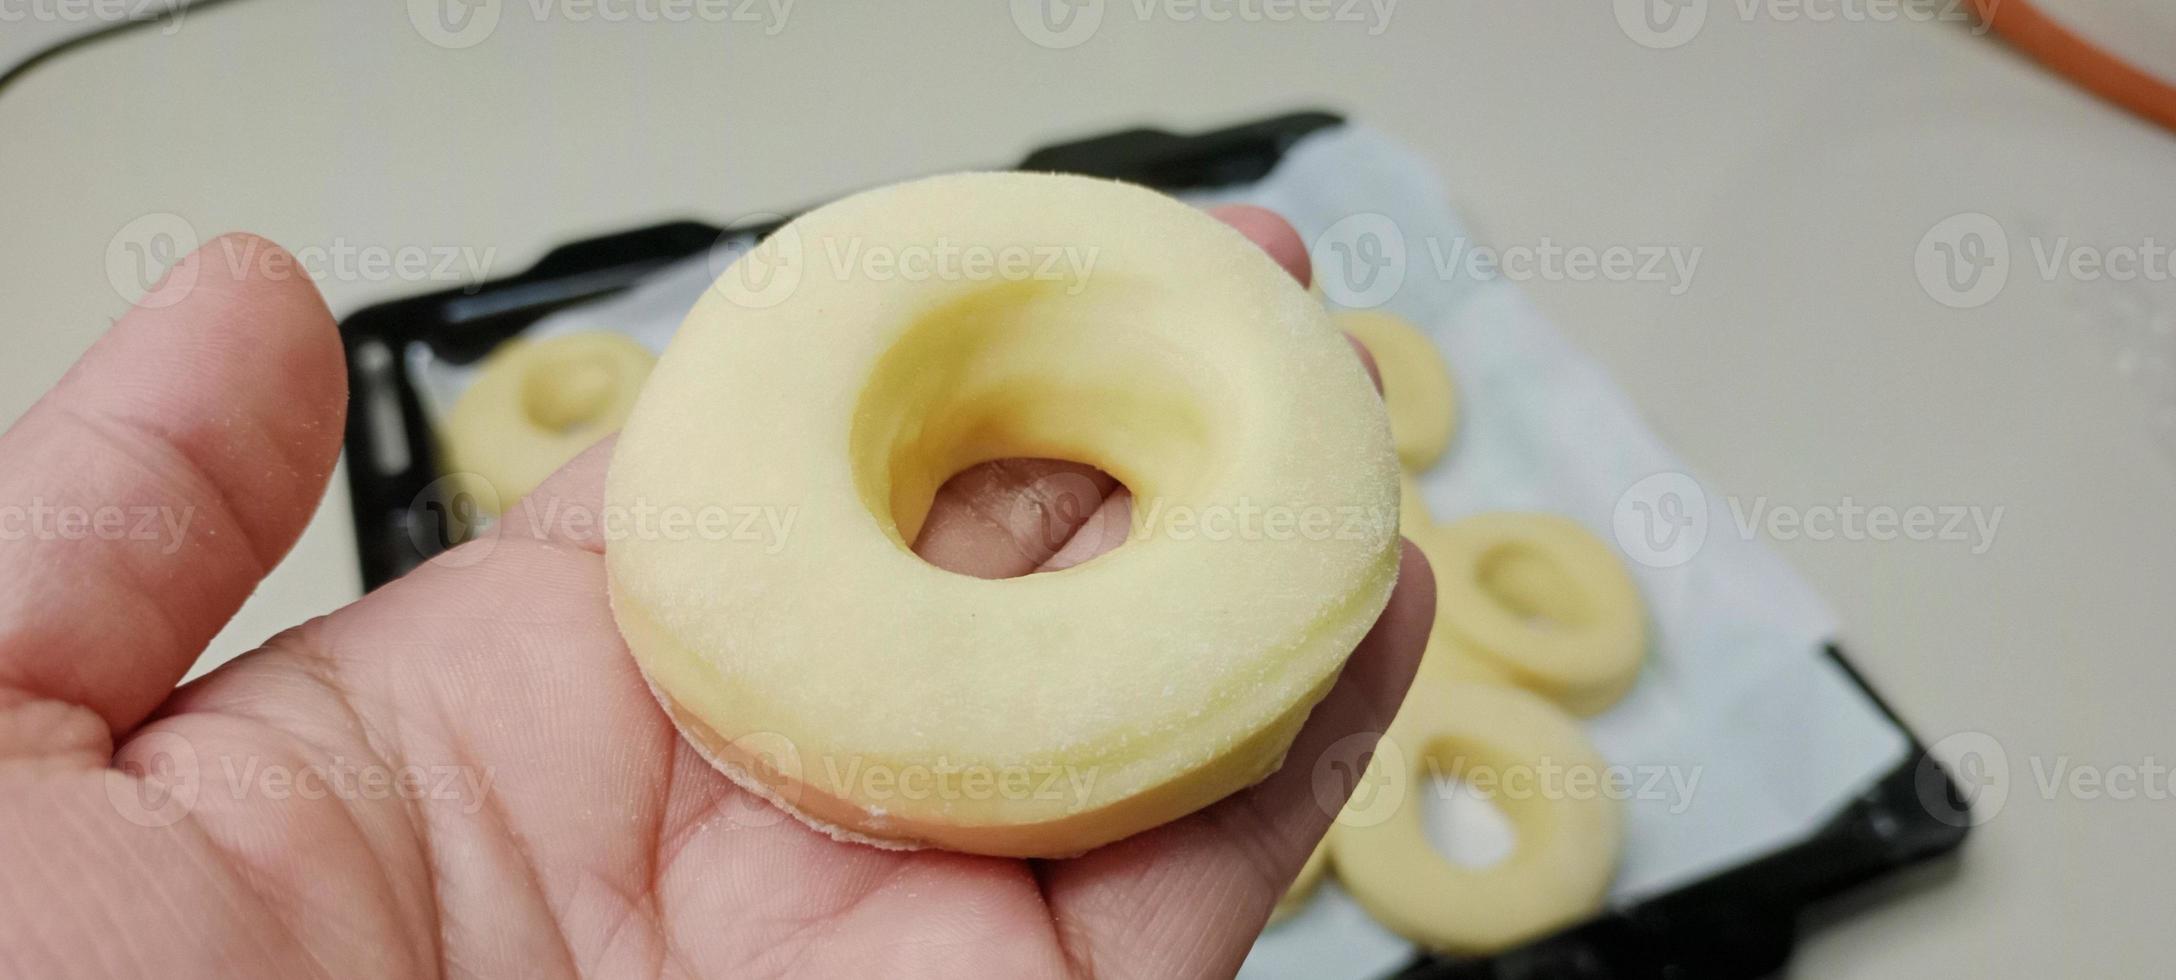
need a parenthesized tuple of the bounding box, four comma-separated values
(0, 0, 261, 102)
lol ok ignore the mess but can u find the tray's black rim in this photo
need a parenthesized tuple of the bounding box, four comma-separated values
(336, 110, 1969, 978)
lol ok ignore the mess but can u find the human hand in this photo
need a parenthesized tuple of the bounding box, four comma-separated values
(0, 206, 1432, 978)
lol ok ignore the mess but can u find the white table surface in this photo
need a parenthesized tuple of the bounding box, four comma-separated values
(3, 4, 2172, 976)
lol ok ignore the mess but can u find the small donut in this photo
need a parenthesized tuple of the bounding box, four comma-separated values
(607, 173, 1402, 857)
(1330, 682, 1621, 953)
(1414, 514, 1647, 716)
(1335, 310, 1458, 472)
(1269, 840, 1332, 925)
(442, 331, 654, 514)
(1415, 628, 1515, 690)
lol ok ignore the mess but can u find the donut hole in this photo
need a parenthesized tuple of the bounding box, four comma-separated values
(1422, 770, 1519, 870)
(1418, 740, 1521, 870)
(1476, 543, 1591, 630)
(912, 458, 1133, 578)
(851, 280, 1234, 575)
(520, 357, 618, 434)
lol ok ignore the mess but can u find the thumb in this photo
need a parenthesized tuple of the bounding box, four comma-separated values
(0, 233, 346, 753)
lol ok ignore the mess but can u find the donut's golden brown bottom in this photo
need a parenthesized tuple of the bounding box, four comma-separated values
(645, 667, 1342, 860)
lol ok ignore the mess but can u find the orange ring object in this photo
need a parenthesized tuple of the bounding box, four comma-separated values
(1971, 0, 2176, 133)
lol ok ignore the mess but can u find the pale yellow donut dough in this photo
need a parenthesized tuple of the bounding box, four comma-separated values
(442, 331, 655, 514)
(1414, 514, 1647, 716)
(1335, 310, 1458, 472)
(1330, 682, 1621, 953)
(1415, 628, 1516, 690)
(1269, 840, 1332, 924)
(607, 173, 1402, 857)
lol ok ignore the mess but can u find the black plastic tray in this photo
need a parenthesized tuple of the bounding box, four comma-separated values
(337, 111, 1970, 978)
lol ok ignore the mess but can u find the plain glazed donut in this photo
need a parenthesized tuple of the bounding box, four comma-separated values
(1414, 514, 1647, 716)
(1334, 310, 1458, 472)
(606, 173, 1402, 858)
(441, 331, 655, 514)
(1329, 681, 1621, 953)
